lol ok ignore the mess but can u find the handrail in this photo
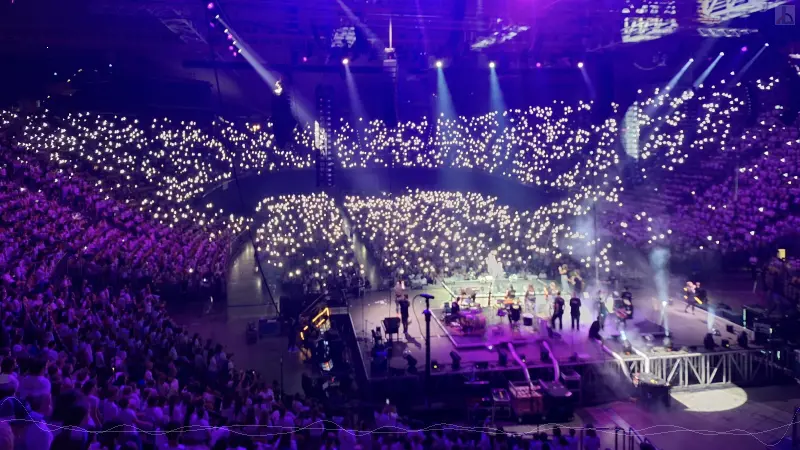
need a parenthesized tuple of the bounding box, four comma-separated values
(628, 426, 658, 450)
(300, 291, 328, 319)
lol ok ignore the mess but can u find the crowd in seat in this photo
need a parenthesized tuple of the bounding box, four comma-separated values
(254, 193, 362, 294)
(0, 67, 796, 450)
(606, 116, 800, 256)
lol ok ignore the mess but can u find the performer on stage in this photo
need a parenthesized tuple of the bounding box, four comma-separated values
(551, 292, 565, 330)
(524, 284, 536, 315)
(569, 294, 582, 330)
(614, 288, 634, 330)
(559, 264, 570, 295)
(506, 284, 516, 299)
(595, 291, 608, 331)
(445, 297, 462, 324)
(683, 281, 698, 314)
(397, 294, 411, 334)
(588, 320, 603, 342)
(572, 272, 584, 298)
(394, 279, 406, 299)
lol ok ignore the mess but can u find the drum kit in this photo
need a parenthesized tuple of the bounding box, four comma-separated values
(458, 305, 487, 334)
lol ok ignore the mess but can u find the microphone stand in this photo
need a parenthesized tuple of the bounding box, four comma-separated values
(421, 293, 434, 407)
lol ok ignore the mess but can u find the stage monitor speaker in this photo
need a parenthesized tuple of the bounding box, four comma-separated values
(383, 317, 401, 334)
(523, 314, 534, 327)
(638, 376, 671, 408)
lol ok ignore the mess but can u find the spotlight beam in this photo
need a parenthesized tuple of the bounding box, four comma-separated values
(489, 65, 506, 114)
(732, 45, 768, 84)
(435, 67, 456, 120)
(344, 66, 367, 122)
(694, 53, 724, 88)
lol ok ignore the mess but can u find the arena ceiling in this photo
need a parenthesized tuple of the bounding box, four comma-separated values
(0, 0, 795, 114)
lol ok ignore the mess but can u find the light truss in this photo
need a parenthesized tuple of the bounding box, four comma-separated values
(697, 27, 759, 37)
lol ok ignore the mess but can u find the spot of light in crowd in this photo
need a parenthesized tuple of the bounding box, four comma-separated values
(535, 62, 542, 68)
(302, 56, 308, 63)
(489, 61, 496, 69)
(435, 60, 443, 68)
(342, 58, 350, 66)
(719, 52, 724, 56)
(577, 62, 584, 68)
(741, 46, 748, 53)
(207, 3, 215, 10)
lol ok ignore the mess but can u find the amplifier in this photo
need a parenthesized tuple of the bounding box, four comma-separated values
(638, 375, 671, 408)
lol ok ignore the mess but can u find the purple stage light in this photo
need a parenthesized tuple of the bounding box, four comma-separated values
(535, 62, 542, 68)
(228, 46, 234, 51)
(302, 57, 308, 63)
(741, 46, 748, 53)
(207, 2, 214, 10)
(577, 62, 584, 68)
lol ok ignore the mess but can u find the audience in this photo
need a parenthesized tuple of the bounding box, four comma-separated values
(0, 71, 794, 450)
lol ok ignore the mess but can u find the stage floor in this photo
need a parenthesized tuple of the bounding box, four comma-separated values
(350, 282, 753, 380)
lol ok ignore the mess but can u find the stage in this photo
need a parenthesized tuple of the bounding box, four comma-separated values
(347, 280, 779, 402)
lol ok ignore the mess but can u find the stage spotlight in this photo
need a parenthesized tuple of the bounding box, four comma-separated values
(737, 331, 749, 349)
(489, 61, 496, 69)
(450, 351, 462, 370)
(435, 60, 443, 68)
(703, 333, 716, 350)
(720, 52, 725, 56)
(577, 62, 584, 68)
(721, 339, 730, 349)
(741, 46, 748, 52)
(207, 2, 214, 9)
(765, 43, 770, 47)
(342, 58, 350, 66)
(431, 360, 440, 371)
(535, 62, 542, 68)
(689, 58, 694, 62)
(302, 56, 308, 63)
